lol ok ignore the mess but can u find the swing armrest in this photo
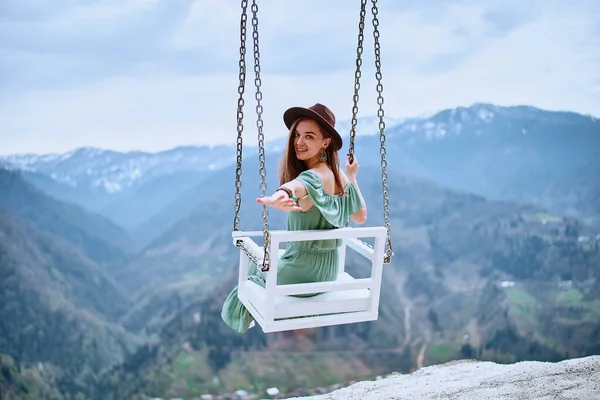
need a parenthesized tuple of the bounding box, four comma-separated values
(233, 227, 386, 268)
(232, 226, 386, 242)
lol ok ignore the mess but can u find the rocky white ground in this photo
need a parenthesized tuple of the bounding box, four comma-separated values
(289, 356, 600, 400)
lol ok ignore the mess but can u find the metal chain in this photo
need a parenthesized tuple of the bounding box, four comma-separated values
(233, 0, 391, 268)
(348, 0, 368, 165)
(251, 0, 271, 272)
(371, 0, 393, 263)
(238, 241, 261, 266)
(233, 0, 248, 232)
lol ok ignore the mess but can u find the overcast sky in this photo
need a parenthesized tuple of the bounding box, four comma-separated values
(1, 0, 599, 155)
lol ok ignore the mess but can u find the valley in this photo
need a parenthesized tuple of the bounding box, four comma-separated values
(0, 103, 598, 399)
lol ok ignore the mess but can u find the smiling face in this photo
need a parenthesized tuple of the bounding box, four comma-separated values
(279, 116, 342, 188)
(293, 118, 331, 161)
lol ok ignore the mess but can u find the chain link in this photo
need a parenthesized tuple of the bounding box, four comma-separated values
(233, 0, 248, 232)
(348, 0, 367, 165)
(251, 0, 271, 272)
(234, 0, 392, 268)
(237, 240, 261, 266)
(371, 0, 393, 263)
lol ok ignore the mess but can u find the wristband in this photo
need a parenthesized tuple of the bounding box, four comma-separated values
(276, 187, 299, 205)
(276, 187, 293, 198)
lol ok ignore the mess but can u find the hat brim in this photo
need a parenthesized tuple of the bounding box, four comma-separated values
(283, 107, 343, 151)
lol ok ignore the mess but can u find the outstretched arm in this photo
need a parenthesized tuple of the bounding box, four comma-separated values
(256, 179, 306, 212)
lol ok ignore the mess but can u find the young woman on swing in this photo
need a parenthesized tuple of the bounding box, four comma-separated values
(221, 103, 367, 333)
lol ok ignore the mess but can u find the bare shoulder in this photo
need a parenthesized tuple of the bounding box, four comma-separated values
(315, 166, 348, 194)
(307, 167, 327, 181)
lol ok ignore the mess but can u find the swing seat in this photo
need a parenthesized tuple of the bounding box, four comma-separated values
(232, 226, 387, 333)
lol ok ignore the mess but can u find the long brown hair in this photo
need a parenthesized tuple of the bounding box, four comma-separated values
(279, 117, 345, 195)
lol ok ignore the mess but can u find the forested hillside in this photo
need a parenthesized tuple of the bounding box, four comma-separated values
(1, 105, 598, 399)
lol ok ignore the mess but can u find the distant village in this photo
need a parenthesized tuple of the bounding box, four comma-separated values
(150, 375, 367, 400)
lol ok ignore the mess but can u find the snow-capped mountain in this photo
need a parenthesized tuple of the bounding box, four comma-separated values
(1, 103, 596, 198)
(387, 102, 598, 140)
(0, 145, 240, 194)
(2, 103, 598, 241)
(0, 116, 405, 194)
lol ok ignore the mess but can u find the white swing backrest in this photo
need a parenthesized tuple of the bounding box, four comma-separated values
(233, 226, 387, 332)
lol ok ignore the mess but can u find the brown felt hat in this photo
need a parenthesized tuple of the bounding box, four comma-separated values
(283, 103, 343, 151)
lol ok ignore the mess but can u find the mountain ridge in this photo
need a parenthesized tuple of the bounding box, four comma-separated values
(2, 102, 598, 237)
(6, 103, 593, 195)
(1, 102, 598, 399)
(0, 168, 138, 262)
(1, 102, 596, 163)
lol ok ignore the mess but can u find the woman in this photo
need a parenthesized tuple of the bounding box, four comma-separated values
(221, 103, 367, 333)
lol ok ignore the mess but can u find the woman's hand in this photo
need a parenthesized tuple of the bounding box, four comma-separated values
(346, 154, 359, 181)
(256, 190, 303, 212)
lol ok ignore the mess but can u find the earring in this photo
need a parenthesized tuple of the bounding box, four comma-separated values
(319, 150, 327, 161)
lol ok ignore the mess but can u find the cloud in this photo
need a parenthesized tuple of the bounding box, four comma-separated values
(0, 0, 599, 155)
(0, 0, 193, 89)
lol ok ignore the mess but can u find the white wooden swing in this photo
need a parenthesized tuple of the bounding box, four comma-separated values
(231, 0, 393, 333)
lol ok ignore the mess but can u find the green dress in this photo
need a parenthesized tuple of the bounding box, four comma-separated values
(221, 169, 363, 333)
